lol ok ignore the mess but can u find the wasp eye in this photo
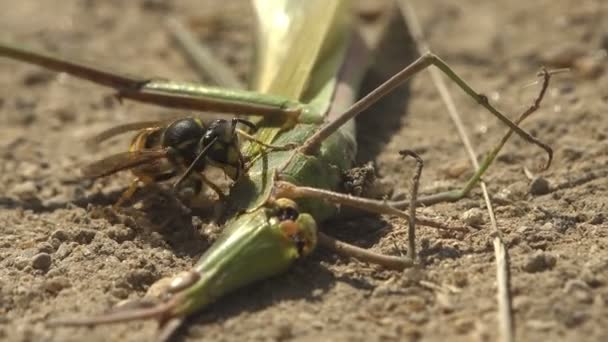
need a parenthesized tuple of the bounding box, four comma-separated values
(205, 119, 233, 144)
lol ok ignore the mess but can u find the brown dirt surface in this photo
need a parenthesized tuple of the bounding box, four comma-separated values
(1, 0, 607, 341)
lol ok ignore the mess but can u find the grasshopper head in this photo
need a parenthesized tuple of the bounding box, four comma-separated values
(271, 198, 317, 257)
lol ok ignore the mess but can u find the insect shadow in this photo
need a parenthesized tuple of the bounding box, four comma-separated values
(333, 10, 418, 248)
(355, 10, 417, 164)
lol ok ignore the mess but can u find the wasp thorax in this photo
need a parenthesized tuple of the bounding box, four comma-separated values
(162, 118, 205, 154)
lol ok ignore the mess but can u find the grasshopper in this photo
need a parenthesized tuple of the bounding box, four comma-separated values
(0, 0, 553, 340)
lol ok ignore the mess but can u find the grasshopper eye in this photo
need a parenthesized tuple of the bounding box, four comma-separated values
(278, 207, 299, 221)
(274, 198, 299, 221)
(273, 198, 316, 258)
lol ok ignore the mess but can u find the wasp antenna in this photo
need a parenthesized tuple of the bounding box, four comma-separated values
(235, 118, 258, 132)
(173, 136, 218, 190)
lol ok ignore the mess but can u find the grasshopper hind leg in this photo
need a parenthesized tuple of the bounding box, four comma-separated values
(389, 69, 553, 210)
(274, 150, 434, 268)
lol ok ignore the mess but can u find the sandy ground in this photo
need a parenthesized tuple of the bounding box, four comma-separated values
(1, 0, 607, 341)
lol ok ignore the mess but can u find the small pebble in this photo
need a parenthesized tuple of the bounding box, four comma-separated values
(563, 279, 593, 304)
(111, 287, 129, 299)
(37, 242, 55, 254)
(55, 242, 75, 260)
(581, 268, 605, 288)
(31, 253, 52, 270)
(497, 181, 528, 202)
(541, 43, 585, 68)
(540, 222, 554, 231)
(126, 269, 157, 288)
(529, 176, 551, 196)
(50, 229, 70, 242)
(523, 251, 556, 273)
(573, 55, 605, 79)
(11, 181, 38, 199)
(561, 146, 584, 161)
(460, 208, 485, 227)
(13, 257, 29, 270)
(43, 276, 71, 294)
(74, 229, 96, 244)
(588, 213, 604, 225)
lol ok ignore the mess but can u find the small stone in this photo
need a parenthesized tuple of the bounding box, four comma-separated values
(526, 320, 558, 330)
(106, 225, 135, 242)
(126, 269, 157, 289)
(573, 55, 605, 79)
(31, 253, 52, 270)
(11, 181, 38, 199)
(111, 287, 129, 299)
(496, 181, 527, 202)
(563, 311, 588, 328)
(37, 242, 55, 254)
(442, 159, 470, 179)
(529, 176, 551, 196)
(541, 43, 586, 68)
(588, 213, 605, 225)
(74, 229, 96, 244)
(50, 229, 70, 241)
(540, 222, 554, 231)
(581, 269, 605, 288)
(55, 242, 75, 260)
(561, 146, 584, 161)
(13, 257, 29, 270)
(523, 251, 556, 273)
(43, 276, 71, 294)
(460, 208, 485, 227)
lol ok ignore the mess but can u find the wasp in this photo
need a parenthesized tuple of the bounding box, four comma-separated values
(82, 116, 274, 206)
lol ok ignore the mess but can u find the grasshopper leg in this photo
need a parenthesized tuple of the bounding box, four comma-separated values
(314, 150, 422, 268)
(48, 297, 184, 342)
(237, 129, 298, 152)
(0, 41, 300, 119)
(390, 69, 553, 209)
(301, 54, 553, 171)
(274, 150, 466, 265)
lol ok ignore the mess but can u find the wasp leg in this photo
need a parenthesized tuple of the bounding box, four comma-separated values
(200, 174, 226, 202)
(113, 179, 140, 208)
